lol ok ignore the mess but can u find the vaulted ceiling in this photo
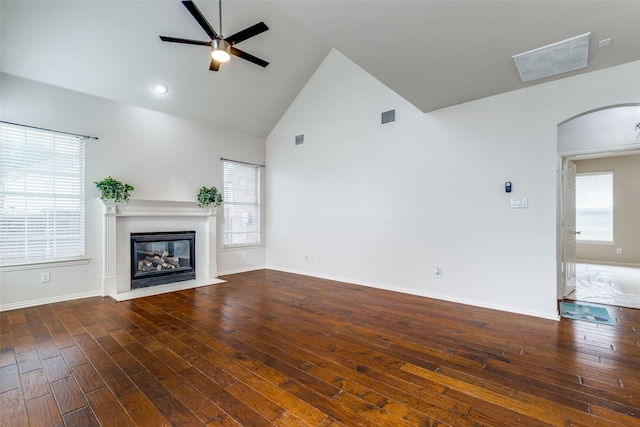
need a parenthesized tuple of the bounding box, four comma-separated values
(2, 1, 640, 138)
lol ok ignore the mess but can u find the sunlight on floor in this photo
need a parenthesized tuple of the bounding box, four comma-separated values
(566, 263, 640, 309)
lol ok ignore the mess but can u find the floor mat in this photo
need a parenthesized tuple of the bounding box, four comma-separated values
(559, 302, 614, 325)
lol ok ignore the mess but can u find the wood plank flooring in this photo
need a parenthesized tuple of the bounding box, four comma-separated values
(1, 269, 640, 426)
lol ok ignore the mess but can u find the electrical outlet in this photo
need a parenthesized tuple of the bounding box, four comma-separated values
(434, 267, 441, 278)
(41, 272, 51, 283)
(616, 248, 622, 254)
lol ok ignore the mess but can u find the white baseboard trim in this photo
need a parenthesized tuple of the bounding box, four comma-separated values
(267, 265, 560, 321)
(218, 265, 266, 277)
(0, 290, 103, 312)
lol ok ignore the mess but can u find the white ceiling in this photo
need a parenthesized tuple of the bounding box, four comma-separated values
(2, 1, 640, 138)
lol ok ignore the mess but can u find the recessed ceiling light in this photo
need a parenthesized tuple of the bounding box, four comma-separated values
(512, 33, 590, 83)
(152, 83, 169, 95)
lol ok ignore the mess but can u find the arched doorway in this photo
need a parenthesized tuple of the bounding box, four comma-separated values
(558, 104, 640, 308)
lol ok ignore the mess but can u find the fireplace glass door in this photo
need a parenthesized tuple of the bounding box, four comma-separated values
(130, 231, 196, 289)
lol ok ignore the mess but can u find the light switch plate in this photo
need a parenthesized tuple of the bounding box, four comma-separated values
(510, 197, 528, 209)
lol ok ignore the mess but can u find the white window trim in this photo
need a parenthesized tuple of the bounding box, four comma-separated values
(221, 244, 264, 251)
(0, 257, 89, 272)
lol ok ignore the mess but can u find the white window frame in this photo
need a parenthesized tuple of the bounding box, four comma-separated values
(222, 160, 261, 248)
(0, 122, 86, 268)
(575, 171, 614, 244)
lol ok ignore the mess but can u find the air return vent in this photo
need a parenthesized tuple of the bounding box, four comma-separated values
(295, 134, 304, 145)
(512, 33, 590, 83)
(381, 109, 396, 125)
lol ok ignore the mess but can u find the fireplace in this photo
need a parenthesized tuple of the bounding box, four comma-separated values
(101, 199, 222, 300)
(130, 231, 196, 289)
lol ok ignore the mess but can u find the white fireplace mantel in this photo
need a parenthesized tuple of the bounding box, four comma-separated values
(101, 199, 222, 300)
(103, 199, 217, 217)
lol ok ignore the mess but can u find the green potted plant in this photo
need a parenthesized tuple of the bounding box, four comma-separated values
(94, 176, 135, 203)
(197, 186, 223, 208)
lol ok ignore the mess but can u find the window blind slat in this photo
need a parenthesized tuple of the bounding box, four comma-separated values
(0, 123, 85, 264)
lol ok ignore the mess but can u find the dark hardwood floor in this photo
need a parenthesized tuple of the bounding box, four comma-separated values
(1, 269, 640, 426)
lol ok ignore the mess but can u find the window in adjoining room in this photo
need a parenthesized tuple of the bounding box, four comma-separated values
(222, 160, 261, 247)
(576, 171, 613, 243)
(0, 123, 85, 266)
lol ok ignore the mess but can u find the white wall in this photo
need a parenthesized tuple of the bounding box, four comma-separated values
(0, 73, 266, 310)
(266, 50, 640, 320)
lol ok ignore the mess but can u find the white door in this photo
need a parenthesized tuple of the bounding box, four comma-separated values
(561, 158, 577, 297)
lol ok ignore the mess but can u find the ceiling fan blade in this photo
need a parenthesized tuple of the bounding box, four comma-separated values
(230, 46, 269, 68)
(225, 22, 269, 45)
(159, 36, 211, 46)
(182, 0, 218, 40)
(210, 58, 220, 71)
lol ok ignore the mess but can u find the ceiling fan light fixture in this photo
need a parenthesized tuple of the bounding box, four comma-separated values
(211, 39, 231, 63)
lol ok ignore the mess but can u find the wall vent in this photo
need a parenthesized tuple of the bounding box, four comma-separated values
(295, 134, 304, 145)
(381, 109, 396, 125)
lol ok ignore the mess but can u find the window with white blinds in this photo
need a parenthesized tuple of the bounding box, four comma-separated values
(223, 160, 260, 246)
(0, 123, 85, 265)
(576, 172, 613, 243)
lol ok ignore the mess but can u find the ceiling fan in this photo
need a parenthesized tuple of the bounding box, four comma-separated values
(160, 0, 269, 71)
